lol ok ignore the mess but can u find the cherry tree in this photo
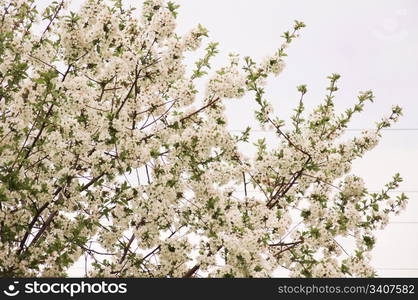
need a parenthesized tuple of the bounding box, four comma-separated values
(0, 0, 407, 277)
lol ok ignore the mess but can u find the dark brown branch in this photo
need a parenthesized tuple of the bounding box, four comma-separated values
(114, 59, 160, 118)
(140, 100, 177, 130)
(80, 172, 105, 191)
(39, 0, 64, 43)
(243, 172, 248, 197)
(18, 202, 50, 254)
(80, 245, 116, 256)
(266, 157, 311, 209)
(274, 239, 304, 256)
(119, 219, 146, 264)
(141, 97, 221, 142)
(183, 264, 200, 278)
(119, 234, 136, 264)
(27, 54, 64, 76)
(268, 117, 311, 157)
(22, 104, 54, 161)
(111, 227, 181, 276)
(269, 239, 303, 247)
(179, 97, 220, 124)
(182, 245, 223, 278)
(145, 164, 151, 184)
(300, 172, 341, 191)
(115, 64, 140, 118)
(27, 211, 58, 248)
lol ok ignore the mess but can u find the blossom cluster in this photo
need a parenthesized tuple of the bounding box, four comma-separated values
(0, 0, 407, 278)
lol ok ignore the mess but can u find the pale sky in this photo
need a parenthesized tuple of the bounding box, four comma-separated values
(172, 0, 418, 277)
(49, 0, 418, 277)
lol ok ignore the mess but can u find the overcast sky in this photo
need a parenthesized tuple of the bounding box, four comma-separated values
(171, 0, 418, 277)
